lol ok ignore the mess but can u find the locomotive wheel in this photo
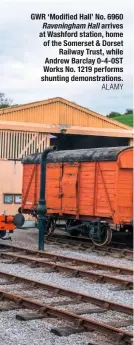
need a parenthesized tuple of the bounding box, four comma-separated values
(91, 225, 112, 246)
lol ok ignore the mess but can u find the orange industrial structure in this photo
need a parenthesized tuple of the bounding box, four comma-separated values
(0, 97, 133, 217)
(22, 146, 133, 246)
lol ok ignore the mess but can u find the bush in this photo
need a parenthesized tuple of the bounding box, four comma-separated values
(125, 109, 133, 115)
(106, 111, 121, 118)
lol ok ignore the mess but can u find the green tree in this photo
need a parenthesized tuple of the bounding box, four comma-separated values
(125, 109, 133, 115)
(0, 92, 13, 109)
(106, 111, 121, 118)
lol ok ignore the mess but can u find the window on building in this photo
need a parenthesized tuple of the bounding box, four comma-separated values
(14, 194, 22, 204)
(3, 194, 22, 204)
(4, 194, 13, 204)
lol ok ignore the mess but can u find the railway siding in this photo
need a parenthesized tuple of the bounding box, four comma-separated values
(0, 229, 133, 345)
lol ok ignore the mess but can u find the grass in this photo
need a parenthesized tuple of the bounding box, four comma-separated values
(113, 114, 133, 127)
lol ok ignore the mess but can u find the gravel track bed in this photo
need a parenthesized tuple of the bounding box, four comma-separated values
(45, 245, 133, 267)
(0, 309, 117, 345)
(3, 283, 132, 336)
(0, 258, 133, 283)
(80, 310, 133, 326)
(2, 253, 132, 273)
(0, 262, 132, 307)
(0, 228, 132, 269)
(121, 325, 133, 332)
(0, 282, 72, 304)
(1, 255, 132, 280)
(0, 281, 132, 331)
(0, 229, 133, 345)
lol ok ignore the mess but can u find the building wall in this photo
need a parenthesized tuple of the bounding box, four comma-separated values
(0, 132, 50, 215)
(0, 97, 130, 130)
(0, 130, 50, 159)
(0, 160, 22, 215)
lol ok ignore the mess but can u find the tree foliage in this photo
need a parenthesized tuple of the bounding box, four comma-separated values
(125, 109, 133, 115)
(107, 109, 133, 118)
(0, 93, 13, 109)
(106, 111, 121, 118)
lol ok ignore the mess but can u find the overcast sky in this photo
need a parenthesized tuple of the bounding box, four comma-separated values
(0, 0, 133, 115)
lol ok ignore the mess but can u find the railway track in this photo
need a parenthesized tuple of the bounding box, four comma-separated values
(0, 243, 133, 287)
(0, 271, 133, 344)
(45, 233, 133, 259)
(0, 270, 132, 315)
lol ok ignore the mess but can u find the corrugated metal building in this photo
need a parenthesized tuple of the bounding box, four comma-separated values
(0, 97, 133, 215)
